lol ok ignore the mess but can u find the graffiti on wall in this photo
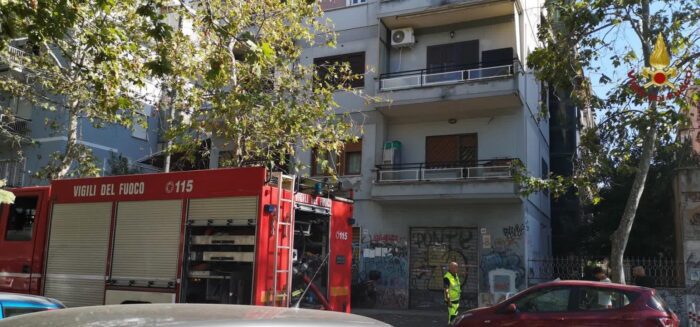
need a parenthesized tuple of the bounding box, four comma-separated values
(479, 224, 526, 307)
(683, 206, 700, 240)
(412, 228, 475, 250)
(354, 232, 409, 309)
(691, 213, 700, 226)
(409, 228, 479, 310)
(502, 224, 526, 242)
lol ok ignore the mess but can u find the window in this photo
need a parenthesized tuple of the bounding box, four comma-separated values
(482, 47, 514, 67)
(426, 40, 479, 74)
(3, 307, 49, 318)
(425, 134, 477, 167)
(577, 287, 638, 311)
(311, 139, 362, 176)
(347, 0, 367, 5)
(314, 52, 365, 88)
(5, 196, 38, 241)
(513, 287, 571, 313)
(343, 140, 362, 175)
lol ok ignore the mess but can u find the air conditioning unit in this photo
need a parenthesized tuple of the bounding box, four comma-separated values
(391, 28, 415, 48)
(382, 141, 402, 165)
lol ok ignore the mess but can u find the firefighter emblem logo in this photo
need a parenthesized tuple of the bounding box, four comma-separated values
(628, 33, 692, 101)
(165, 181, 175, 193)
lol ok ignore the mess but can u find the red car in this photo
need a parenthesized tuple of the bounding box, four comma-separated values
(453, 280, 678, 327)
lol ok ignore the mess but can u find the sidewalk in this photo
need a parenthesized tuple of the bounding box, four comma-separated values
(352, 308, 446, 327)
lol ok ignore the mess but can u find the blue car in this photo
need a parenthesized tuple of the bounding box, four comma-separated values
(0, 293, 65, 320)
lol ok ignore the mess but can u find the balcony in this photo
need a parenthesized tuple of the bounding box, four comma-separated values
(1, 46, 27, 72)
(379, 0, 516, 30)
(380, 61, 515, 92)
(1, 115, 31, 137)
(371, 159, 519, 201)
(375, 60, 522, 121)
(0, 158, 27, 187)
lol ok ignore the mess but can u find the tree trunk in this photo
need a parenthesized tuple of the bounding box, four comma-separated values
(609, 121, 657, 283)
(54, 110, 79, 179)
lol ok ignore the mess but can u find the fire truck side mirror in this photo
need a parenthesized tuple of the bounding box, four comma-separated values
(347, 218, 356, 226)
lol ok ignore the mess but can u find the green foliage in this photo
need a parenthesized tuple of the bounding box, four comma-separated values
(0, 0, 166, 179)
(563, 141, 697, 257)
(107, 152, 142, 176)
(36, 144, 100, 179)
(524, 0, 700, 201)
(0, 179, 15, 204)
(156, 0, 371, 173)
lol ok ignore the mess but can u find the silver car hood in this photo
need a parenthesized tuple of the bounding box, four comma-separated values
(0, 304, 392, 327)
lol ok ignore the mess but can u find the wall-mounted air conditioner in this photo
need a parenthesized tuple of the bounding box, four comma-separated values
(391, 28, 415, 48)
(382, 141, 402, 165)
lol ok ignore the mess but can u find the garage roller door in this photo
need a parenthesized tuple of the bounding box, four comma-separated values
(110, 200, 182, 288)
(188, 197, 258, 223)
(44, 203, 111, 307)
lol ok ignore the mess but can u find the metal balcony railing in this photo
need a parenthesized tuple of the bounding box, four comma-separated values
(8, 46, 26, 63)
(2, 45, 27, 70)
(0, 158, 27, 187)
(375, 158, 516, 183)
(1, 115, 31, 137)
(379, 59, 519, 91)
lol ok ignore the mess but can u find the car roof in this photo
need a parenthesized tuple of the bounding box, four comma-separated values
(0, 304, 392, 327)
(530, 280, 651, 292)
(0, 292, 63, 309)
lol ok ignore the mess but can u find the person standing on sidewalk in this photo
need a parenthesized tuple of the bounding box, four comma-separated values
(632, 266, 655, 288)
(443, 262, 462, 324)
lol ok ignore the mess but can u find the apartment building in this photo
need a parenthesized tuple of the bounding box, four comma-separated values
(297, 0, 552, 310)
(0, 39, 161, 187)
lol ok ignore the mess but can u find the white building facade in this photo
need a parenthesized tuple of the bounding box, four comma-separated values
(297, 0, 552, 310)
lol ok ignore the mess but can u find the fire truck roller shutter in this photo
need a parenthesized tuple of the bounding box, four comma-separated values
(44, 203, 112, 307)
(187, 197, 258, 222)
(110, 200, 183, 289)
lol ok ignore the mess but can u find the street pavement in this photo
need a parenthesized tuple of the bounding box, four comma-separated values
(352, 308, 446, 327)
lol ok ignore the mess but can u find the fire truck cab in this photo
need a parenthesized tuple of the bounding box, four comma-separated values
(0, 168, 353, 312)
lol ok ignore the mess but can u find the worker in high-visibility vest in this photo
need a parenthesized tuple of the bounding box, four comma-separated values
(443, 262, 462, 324)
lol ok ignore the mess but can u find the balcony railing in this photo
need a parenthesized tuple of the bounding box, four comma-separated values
(0, 158, 27, 187)
(1, 115, 31, 137)
(2, 45, 27, 70)
(8, 46, 26, 63)
(379, 59, 519, 91)
(375, 159, 516, 183)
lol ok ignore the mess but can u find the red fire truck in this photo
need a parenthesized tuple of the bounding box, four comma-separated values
(0, 167, 353, 312)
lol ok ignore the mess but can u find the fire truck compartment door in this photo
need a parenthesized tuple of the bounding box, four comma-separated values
(44, 203, 112, 307)
(111, 200, 182, 287)
(187, 197, 258, 224)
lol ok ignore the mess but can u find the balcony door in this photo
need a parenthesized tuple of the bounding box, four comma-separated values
(425, 134, 478, 168)
(426, 40, 479, 74)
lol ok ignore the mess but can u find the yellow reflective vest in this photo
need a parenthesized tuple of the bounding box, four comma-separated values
(444, 272, 461, 302)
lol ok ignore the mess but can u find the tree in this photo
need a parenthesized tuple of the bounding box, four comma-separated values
(571, 141, 697, 257)
(155, 0, 367, 174)
(526, 0, 700, 283)
(0, 0, 168, 179)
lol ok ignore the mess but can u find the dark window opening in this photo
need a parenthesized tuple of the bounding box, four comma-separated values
(311, 139, 362, 176)
(314, 52, 365, 88)
(482, 47, 514, 67)
(426, 40, 479, 74)
(425, 134, 478, 167)
(5, 196, 38, 241)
